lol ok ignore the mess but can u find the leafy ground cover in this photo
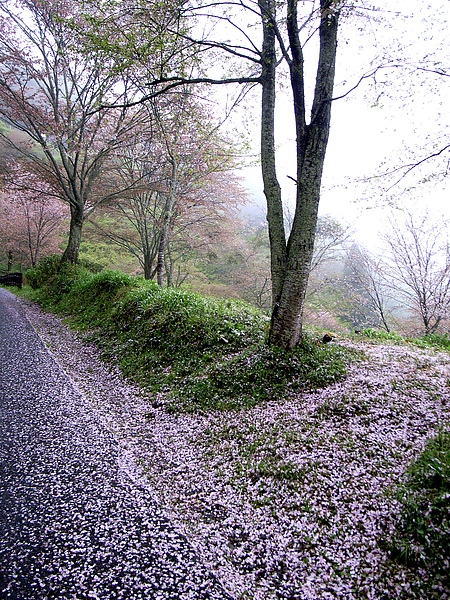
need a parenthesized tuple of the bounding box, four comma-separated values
(24, 260, 352, 412)
(383, 428, 450, 586)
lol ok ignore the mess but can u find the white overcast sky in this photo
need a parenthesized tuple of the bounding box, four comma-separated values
(236, 0, 450, 250)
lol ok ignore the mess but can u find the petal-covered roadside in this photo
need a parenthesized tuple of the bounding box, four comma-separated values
(22, 299, 450, 600)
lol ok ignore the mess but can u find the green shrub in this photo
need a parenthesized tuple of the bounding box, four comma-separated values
(86, 286, 270, 393)
(26, 262, 352, 412)
(415, 333, 450, 352)
(84, 284, 351, 412)
(360, 328, 404, 344)
(51, 269, 139, 324)
(171, 334, 350, 412)
(40, 263, 93, 307)
(25, 255, 104, 291)
(104, 286, 267, 359)
(25, 255, 61, 289)
(385, 429, 450, 587)
(78, 258, 104, 273)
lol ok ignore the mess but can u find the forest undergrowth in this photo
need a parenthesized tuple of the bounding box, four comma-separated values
(14, 258, 450, 599)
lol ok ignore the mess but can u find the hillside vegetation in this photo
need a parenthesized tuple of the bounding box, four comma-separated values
(12, 258, 450, 599)
(25, 257, 351, 412)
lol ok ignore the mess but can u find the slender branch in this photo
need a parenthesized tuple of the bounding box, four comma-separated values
(330, 64, 403, 102)
(358, 144, 450, 190)
(384, 144, 450, 191)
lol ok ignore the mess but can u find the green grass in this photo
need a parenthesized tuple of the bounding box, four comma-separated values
(359, 327, 450, 354)
(413, 333, 450, 352)
(384, 429, 450, 585)
(359, 328, 405, 344)
(172, 337, 350, 412)
(0, 263, 23, 274)
(23, 256, 352, 412)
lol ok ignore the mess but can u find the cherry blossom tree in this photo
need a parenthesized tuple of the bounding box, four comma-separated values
(0, 0, 152, 264)
(0, 164, 67, 266)
(342, 244, 393, 332)
(90, 91, 246, 285)
(148, 91, 246, 286)
(18, 0, 436, 349)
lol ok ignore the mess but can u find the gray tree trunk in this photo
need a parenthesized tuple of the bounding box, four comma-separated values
(61, 203, 84, 265)
(156, 164, 178, 287)
(258, 0, 287, 310)
(264, 0, 340, 349)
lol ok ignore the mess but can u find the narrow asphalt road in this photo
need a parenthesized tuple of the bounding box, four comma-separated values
(0, 288, 233, 600)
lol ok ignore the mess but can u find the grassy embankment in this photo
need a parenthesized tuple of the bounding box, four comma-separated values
(12, 257, 450, 594)
(23, 257, 351, 412)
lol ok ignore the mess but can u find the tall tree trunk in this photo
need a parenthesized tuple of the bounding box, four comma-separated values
(165, 254, 173, 288)
(258, 0, 287, 310)
(141, 226, 155, 280)
(143, 252, 154, 280)
(156, 164, 178, 286)
(28, 212, 39, 266)
(60, 202, 84, 264)
(156, 224, 168, 286)
(267, 0, 340, 349)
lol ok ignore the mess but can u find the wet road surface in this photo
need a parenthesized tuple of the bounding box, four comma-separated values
(0, 288, 233, 600)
